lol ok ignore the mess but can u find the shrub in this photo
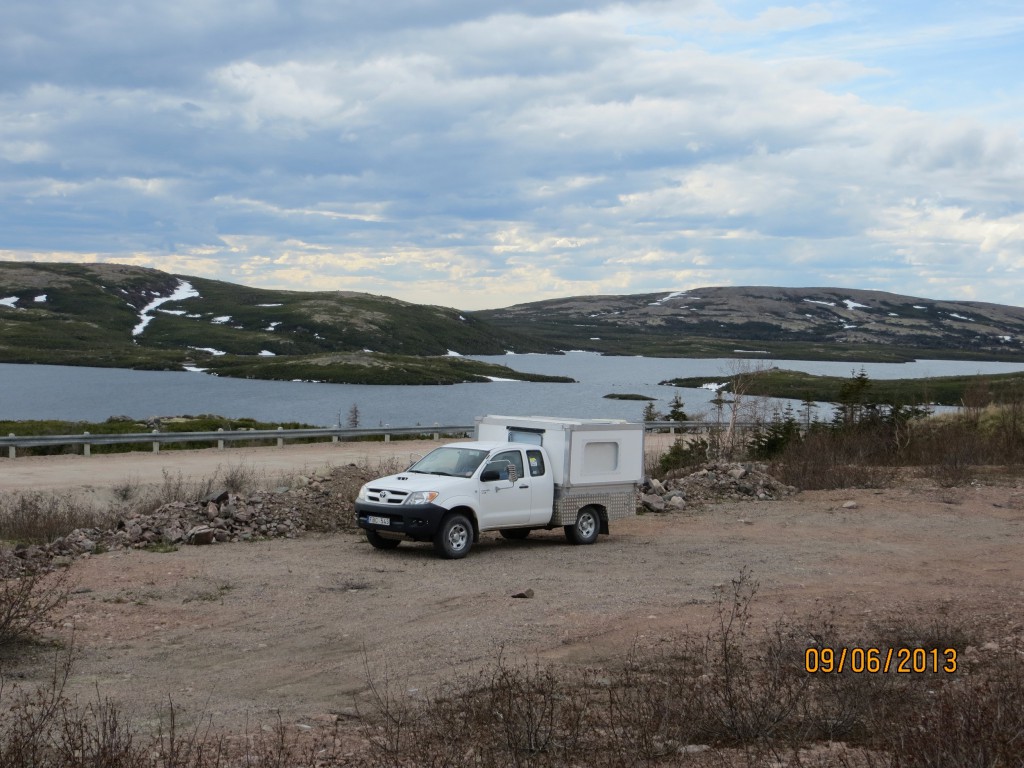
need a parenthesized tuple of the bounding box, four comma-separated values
(657, 436, 711, 475)
(769, 427, 898, 490)
(0, 493, 113, 546)
(0, 569, 70, 648)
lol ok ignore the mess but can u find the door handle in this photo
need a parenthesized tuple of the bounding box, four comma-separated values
(520, 485, 529, 489)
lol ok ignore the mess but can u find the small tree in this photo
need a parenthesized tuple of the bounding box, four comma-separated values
(347, 403, 361, 429)
(641, 402, 661, 422)
(667, 392, 688, 422)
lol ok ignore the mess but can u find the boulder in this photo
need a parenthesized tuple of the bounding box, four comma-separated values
(185, 526, 217, 545)
(641, 493, 666, 512)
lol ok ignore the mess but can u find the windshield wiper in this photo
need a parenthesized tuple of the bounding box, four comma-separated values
(431, 471, 453, 476)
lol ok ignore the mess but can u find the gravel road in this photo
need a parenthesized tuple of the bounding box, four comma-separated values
(5, 440, 1023, 744)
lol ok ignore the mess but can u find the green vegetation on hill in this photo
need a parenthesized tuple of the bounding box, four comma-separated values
(5, 263, 1024, 386)
(663, 368, 1024, 407)
(202, 352, 573, 385)
(0, 262, 564, 384)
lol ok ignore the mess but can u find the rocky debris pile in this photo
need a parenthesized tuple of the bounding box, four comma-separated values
(640, 462, 796, 512)
(0, 463, 379, 577)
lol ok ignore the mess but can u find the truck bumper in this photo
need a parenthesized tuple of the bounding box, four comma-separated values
(354, 500, 449, 541)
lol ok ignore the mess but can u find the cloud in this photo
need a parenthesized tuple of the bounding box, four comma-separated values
(2, 1, 1024, 309)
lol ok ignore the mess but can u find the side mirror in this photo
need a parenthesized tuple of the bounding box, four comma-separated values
(481, 469, 501, 482)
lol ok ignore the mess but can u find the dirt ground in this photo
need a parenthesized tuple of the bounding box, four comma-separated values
(4, 440, 1024, 741)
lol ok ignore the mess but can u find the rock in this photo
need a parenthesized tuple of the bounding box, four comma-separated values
(981, 641, 1000, 652)
(512, 588, 535, 599)
(52, 556, 73, 567)
(666, 496, 686, 510)
(234, 508, 253, 523)
(214, 530, 230, 542)
(202, 489, 230, 504)
(185, 526, 217, 545)
(842, 501, 859, 509)
(205, 502, 219, 520)
(648, 478, 666, 494)
(162, 527, 185, 545)
(641, 493, 666, 512)
(728, 467, 747, 480)
(681, 744, 710, 754)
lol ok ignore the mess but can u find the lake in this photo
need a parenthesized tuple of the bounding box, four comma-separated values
(2, 354, 1024, 427)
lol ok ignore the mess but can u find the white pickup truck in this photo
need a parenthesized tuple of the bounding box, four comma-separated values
(354, 415, 644, 558)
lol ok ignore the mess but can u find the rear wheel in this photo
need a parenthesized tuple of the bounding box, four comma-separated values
(434, 513, 473, 559)
(564, 506, 600, 545)
(366, 529, 401, 550)
(499, 528, 531, 541)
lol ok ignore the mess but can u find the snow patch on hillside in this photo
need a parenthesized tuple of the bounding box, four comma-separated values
(132, 280, 200, 337)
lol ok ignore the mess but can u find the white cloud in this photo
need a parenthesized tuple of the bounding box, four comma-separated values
(2, 1, 1024, 309)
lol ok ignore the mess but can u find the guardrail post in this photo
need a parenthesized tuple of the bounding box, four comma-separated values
(152, 429, 160, 453)
(332, 433, 339, 443)
(277, 426, 284, 448)
(83, 432, 91, 457)
(433, 423, 439, 440)
(8, 433, 15, 459)
(217, 427, 225, 450)
(384, 430, 391, 443)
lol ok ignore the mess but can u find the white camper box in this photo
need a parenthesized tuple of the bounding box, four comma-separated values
(475, 415, 644, 526)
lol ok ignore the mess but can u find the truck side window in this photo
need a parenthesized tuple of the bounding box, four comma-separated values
(526, 449, 546, 477)
(485, 450, 525, 480)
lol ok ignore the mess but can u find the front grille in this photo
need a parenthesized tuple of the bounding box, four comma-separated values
(367, 487, 409, 504)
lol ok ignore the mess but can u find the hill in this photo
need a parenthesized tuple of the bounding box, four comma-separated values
(476, 286, 1024, 362)
(0, 262, 566, 385)
(4, 264, 1024, 384)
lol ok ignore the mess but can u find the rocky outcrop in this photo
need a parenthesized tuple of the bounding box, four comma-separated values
(0, 464, 377, 577)
(639, 462, 796, 512)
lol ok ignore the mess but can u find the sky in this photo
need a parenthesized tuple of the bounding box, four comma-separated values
(2, 0, 1023, 310)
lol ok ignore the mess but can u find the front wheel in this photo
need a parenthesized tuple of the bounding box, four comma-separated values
(366, 529, 401, 550)
(564, 507, 600, 545)
(434, 513, 473, 559)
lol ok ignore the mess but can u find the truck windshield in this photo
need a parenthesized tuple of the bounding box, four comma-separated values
(408, 447, 489, 477)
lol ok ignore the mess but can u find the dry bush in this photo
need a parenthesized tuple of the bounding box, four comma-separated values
(770, 429, 898, 490)
(0, 651, 348, 768)
(0, 493, 115, 546)
(357, 573, 1022, 768)
(880, 659, 1024, 768)
(0, 569, 71, 648)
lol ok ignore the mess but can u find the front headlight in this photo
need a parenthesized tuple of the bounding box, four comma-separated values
(358, 485, 373, 501)
(405, 490, 439, 505)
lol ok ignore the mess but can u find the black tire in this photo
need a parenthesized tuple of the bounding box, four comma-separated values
(564, 506, 601, 545)
(366, 529, 401, 550)
(499, 528, 531, 541)
(433, 513, 474, 559)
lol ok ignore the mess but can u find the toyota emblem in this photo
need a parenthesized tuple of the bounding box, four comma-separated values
(378, 491, 387, 500)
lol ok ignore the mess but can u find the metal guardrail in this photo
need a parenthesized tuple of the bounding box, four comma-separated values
(0, 420, 734, 459)
(0, 425, 475, 459)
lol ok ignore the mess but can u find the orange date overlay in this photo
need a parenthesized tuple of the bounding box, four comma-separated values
(804, 647, 957, 674)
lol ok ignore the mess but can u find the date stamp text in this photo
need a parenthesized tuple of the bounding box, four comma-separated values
(804, 647, 957, 674)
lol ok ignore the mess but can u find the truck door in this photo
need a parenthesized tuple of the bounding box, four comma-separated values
(478, 448, 531, 527)
(525, 448, 555, 525)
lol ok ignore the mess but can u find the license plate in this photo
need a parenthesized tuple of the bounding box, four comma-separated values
(367, 515, 390, 526)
